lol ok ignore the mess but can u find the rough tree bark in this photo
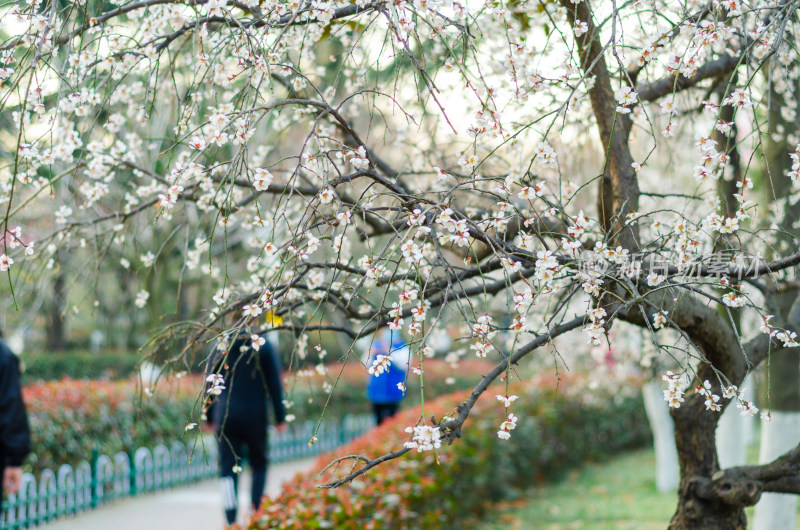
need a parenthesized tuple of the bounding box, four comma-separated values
(560, 0, 639, 252)
(559, 2, 800, 527)
(624, 297, 757, 529)
(46, 270, 67, 351)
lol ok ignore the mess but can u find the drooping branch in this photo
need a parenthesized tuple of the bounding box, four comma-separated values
(2, 0, 381, 52)
(317, 447, 412, 490)
(317, 315, 587, 489)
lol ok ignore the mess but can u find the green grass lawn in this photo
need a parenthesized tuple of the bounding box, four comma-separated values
(479, 448, 677, 530)
(479, 443, 800, 529)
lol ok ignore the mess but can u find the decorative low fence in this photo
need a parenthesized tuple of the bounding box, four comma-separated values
(2, 414, 373, 529)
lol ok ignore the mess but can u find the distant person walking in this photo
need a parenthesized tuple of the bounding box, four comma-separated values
(204, 332, 286, 527)
(364, 330, 409, 425)
(0, 330, 30, 515)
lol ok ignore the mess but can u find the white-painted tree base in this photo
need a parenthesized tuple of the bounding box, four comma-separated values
(642, 381, 679, 492)
(753, 411, 800, 530)
(716, 375, 757, 468)
(717, 403, 747, 468)
(742, 375, 756, 447)
(139, 361, 162, 385)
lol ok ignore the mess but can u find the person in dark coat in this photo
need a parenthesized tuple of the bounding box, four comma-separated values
(204, 332, 286, 527)
(0, 331, 31, 506)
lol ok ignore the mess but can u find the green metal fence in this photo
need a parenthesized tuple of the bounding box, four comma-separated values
(2, 414, 373, 528)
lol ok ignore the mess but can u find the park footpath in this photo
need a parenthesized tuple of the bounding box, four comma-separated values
(42, 457, 316, 530)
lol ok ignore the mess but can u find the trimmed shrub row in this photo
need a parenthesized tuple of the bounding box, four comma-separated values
(20, 356, 492, 475)
(21, 350, 141, 381)
(249, 377, 649, 529)
(23, 376, 201, 474)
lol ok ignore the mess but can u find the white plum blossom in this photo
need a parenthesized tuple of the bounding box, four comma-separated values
(722, 292, 746, 308)
(368, 354, 391, 376)
(134, 290, 150, 308)
(723, 385, 738, 399)
(737, 400, 759, 417)
(458, 153, 479, 172)
(705, 395, 721, 412)
(404, 425, 442, 452)
(253, 168, 273, 191)
(318, 188, 335, 204)
(497, 413, 518, 440)
(496, 394, 519, 407)
(242, 304, 263, 318)
(614, 85, 638, 113)
(660, 96, 675, 114)
(471, 341, 493, 358)
(205, 0, 228, 16)
(573, 21, 589, 37)
(533, 142, 557, 168)
(775, 330, 799, 348)
(206, 373, 226, 395)
(250, 334, 266, 350)
(55, 206, 73, 224)
(662, 371, 690, 409)
(724, 89, 753, 109)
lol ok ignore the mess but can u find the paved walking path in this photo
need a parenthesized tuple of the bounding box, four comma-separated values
(43, 457, 317, 530)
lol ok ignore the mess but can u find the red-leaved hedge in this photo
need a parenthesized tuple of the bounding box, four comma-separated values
(23, 376, 202, 473)
(248, 376, 649, 529)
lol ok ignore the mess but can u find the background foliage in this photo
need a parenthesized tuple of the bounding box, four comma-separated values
(249, 377, 650, 529)
(21, 350, 142, 381)
(22, 376, 202, 474)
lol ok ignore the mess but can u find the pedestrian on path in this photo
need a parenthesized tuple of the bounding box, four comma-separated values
(363, 329, 409, 425)
(204, 331, 287, 527)
(0, 329, 31, 516)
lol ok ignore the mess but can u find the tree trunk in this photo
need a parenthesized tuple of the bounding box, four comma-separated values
(46, 272, 67, 351)
(670, 378, 758, 529)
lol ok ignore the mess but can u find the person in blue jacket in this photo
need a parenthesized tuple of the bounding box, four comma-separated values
(364, 329, 409, 425)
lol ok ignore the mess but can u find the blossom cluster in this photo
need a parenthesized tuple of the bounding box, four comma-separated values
(760, 315, 800, 348)
(205, 374, 226, 396)
(662, 371, 690, 409)
(496, 394, 519, 440)
(368, 355, 392, 376)
(403, 425, 442, 452)
(663, 374, 767, 418)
